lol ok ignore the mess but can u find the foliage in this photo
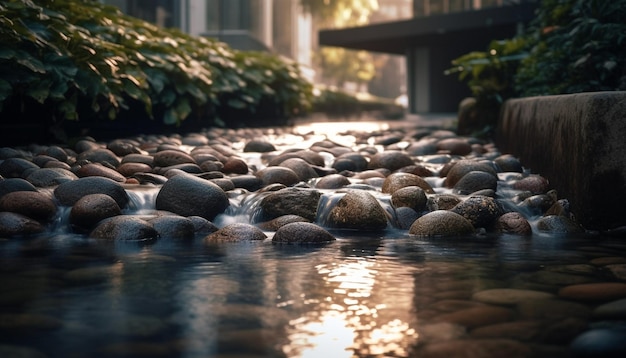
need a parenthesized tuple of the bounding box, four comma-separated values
(515, 0, 626, 96)
(0, 0, 313, 130)
(311, 86, 404, 119)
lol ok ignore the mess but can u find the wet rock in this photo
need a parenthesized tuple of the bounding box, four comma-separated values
(453, 170, 498, 195)
(277, 158, 318, 182)
(382, 172, 435, 194)
(76, 148, 120, 167)
(258, 187, 321, 222)
(255, 166, 300, 187)
(391, 186, 427, 211)
(512, 175, 550, 194)
(132, 173, 168, 185)
(209, 178, 235, 192)
(537, 215, 584, 234)
(432, 306, 515, 329)
(229, 175, 263, 192)
(0, 212, 45, 237)
(493, 212, 532, 235)
(367, 151, 414, 172)
(205, 223, 267, 243)
(451, 196, 502, 228)
(69, 194, 121, 233)
(409, 210, 474, 237)
(395, 206, 420, 230)
(316, 174, 351, 189)
(121, 153, 154, 166)
(75, 163, 126, 182)
(559, 283, 626, 302)
(406, 139, 438, 156)
(26, 168, 78, 187)
(149, 216, 195, 240)
(606, 264, 626, 281)
(74, 138, 101, 153)
(0, 191, 57, 222)
(495, 154, 523, 173)
(0, 178, 37, 199)
(334, 152, 368, 172)
(0, 158, 39, 178)
(444, 159, 498, 188)
(258, 214, 310, 231)
(325, 190, 388, 230)
(472, 288, 555, 306)
(398, 164, 434, 177)
(243, 139, 276, 153)
(159, 163, 202, 175)
(272, 222, 335, 244)
(153, 149, 195, 167)
(519, 194, 555, 215)
(188, 216, 219, 235)
(155, 173, 229, 221)
(181, 134, 209, 146)
(54, 177, 129, 208)
(427, 194, 462, 211)
(437, 138, 472, 155)
(199, 160, 224, 172)
(569, 328, 626, 358)
(107, 139, 141, 156)
(117, 162, 153, 177)
(89, 215, 157, 242)
(222, 157, 249, 174)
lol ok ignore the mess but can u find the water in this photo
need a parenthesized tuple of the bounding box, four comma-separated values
(1, 118, 625, 357)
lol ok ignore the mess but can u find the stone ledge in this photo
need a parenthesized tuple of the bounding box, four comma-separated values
(496, 92, 626, 231)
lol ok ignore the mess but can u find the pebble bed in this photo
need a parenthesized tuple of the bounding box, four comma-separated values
(0, 121, 625, 357)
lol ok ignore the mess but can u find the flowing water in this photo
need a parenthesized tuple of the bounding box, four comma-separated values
(1, 119, 625, 357)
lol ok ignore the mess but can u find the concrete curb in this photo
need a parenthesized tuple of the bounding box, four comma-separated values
(496, 92, 626, 231)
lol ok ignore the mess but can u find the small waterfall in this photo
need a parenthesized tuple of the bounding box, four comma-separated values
(125, 186, 160, 215)
(315, 192, 347, 227)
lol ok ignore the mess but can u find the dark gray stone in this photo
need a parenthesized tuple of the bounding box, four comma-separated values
(155, 173, 229, 221)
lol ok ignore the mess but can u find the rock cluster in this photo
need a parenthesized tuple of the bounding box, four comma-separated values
(0, 125, 584, 241)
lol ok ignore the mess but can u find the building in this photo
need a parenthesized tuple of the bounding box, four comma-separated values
(102, 0, 312, 68)
(319, 0, 538, 113)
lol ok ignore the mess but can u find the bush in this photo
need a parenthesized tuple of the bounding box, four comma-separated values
(0, 0, 313, 138)
(311, 87, 405, 119)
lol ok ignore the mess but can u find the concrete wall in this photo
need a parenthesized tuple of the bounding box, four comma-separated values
(496, 92, 626, 231)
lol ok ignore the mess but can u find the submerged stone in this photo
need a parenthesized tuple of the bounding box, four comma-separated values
(272, 222, 335, 244)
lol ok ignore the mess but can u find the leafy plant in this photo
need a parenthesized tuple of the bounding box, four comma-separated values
(0, 0, 313, 135)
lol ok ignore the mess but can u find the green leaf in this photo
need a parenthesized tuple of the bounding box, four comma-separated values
(163, 108, 177, 125)
(26, 79, 51, 103)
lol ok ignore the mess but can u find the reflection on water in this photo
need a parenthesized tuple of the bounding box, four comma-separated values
(0, 231, 625, 357)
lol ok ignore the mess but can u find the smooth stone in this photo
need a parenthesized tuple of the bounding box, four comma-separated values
(153, 149, 195, 167)
(493, 212, 532, 235)
(472, 288, 555, 306)
(204, 223, 267, 243)
(277, 157, 318, 182)
(391, 185, 427, 211)
(69, 194, 121, 233)
(117, 162, 153, 177)
(437, 137, 472, 155)
(367, 150, 414, 172)
(258, 187, 321, 222)
(537, 215, 585, 234)
(406, 140, 438, 156)
(512, 174, 550, 194)
(0, 212, 45, 237)
(0, 178, 37, 199)
(89, 216, 157, 242)
(325, 189, 388, 230)
(559, 283, 626, 302)
(107, 139, 141, 156)
(427, 194, 462, 211)
(209, 178, 235, 192)
(181, 134, 209, 146)
(54, 177, 129, 208)
(26, 168, 78, 187)
(222, 157, 249, 174)
(0, 158, 39, 178)
(590, 257, 626, 266)
(382, 172, 435, 194)
(453, 170, 498, 195)
(76, 148, 120, 167)
(334, 152, 368, 171)
(494, 154, 523, 173)
(315, 173, 351, 189)
(75, 163, 126, 182)
(569, 328, 626, 358)
(148, 216, 195, 240)
(409, 210, 474, 237)
(188, 216, 219, 235)
(229, 175, 263, 192)
(255, 166, 300, 187)
(516, 298, 592, 320)
(268, 150, 325, 167)
(593, 298, 626, 319)
(451, 195, 503, 228)
(272, 222, 335, 244)
(155, 173, 229, 221)
(243, 139, 276, 152)
(398, 164, 435, 177)
(257, 214, 310, 231)
(0, 191, 57, 222)
(443, 159, 498, 188)
(395, 207, 420, 230)
(431, 306, 515, 329)
(121, 153, 154, 166)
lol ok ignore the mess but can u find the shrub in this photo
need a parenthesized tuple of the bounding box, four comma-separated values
(0, 0, 313, 136)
